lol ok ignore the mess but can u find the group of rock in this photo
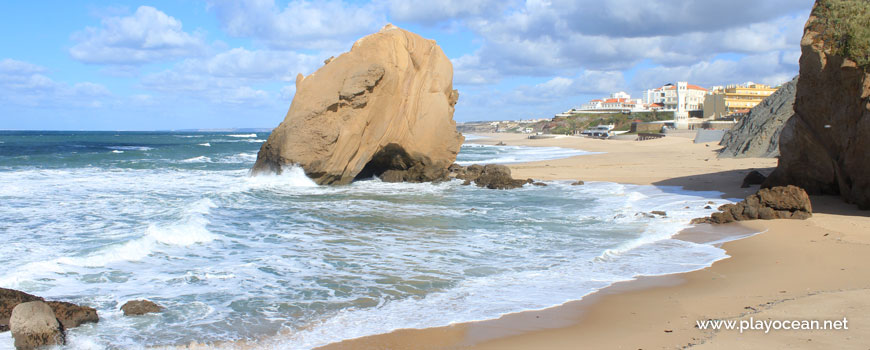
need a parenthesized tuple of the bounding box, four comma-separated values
(692, 185, 813, 224)
(448, 164, 549, 189)
(1, 288, 161, 349)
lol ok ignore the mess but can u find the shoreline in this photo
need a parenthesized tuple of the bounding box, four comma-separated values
(317, 132, 870, 349)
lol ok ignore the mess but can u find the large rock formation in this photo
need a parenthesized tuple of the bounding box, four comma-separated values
(763, 1, 870, 209)
(718, 76, 798, 158)
(10, 301, 65, 349)
(692, 185, 813, 224)
(252, 24, 463, 185)
(1, 288, 98, 332)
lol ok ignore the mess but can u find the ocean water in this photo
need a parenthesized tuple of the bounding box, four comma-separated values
(0, 131, 732, 349)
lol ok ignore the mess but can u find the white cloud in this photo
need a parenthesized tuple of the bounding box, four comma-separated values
(452, 0, 812, 83)
(0, 59, 111, 108)
(630, 52, 798, 91)
(208, 0, 384, 50)
(139, 47, 321, 105)
(387, 0, 508, 24)
(70, 6, 207, 64)
(452, 54, 500, 85)
(186, 47, 320, 81)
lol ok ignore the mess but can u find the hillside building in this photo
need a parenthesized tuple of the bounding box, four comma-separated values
(703, 82, 778, 118)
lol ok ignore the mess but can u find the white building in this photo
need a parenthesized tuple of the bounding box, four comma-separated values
(643, 82, 707, 111)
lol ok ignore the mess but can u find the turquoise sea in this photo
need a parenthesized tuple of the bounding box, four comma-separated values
(0, 131, 733, 349)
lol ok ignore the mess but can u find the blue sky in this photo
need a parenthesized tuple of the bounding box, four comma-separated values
(0, 0, 812, 130)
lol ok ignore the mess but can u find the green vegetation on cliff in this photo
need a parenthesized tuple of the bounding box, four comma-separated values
(545, 111, 674, 135)
(811, 0, 870, 69)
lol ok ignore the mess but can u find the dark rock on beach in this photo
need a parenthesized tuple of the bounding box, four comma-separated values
(571, 180, 585, 186)
(692, 185, 812, 224)
(121, 300, 163, 316)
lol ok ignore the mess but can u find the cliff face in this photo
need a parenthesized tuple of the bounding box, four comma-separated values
(764, 1, 870, 209)
(252, 24, 463, 185)
(718, 76, 798, 158)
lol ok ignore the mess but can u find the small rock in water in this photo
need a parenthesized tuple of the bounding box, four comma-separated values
(532, 182, 548, 186)
(651, 211, 667, 217)
(571, 180, 585, 186)
(11, 301, 65, 349)
(496, 141, 506, 146)
(121, 300, 163, 316)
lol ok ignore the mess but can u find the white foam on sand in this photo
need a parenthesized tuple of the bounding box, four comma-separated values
(462, 133, 485, 141)
(456, 143, 598, 165)
(246, 183, 738, 350)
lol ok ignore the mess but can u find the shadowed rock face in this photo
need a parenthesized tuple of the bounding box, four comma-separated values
(763, 1, 870, 209)
(718, 76, 798, 158)
(252, 24, 463, 185)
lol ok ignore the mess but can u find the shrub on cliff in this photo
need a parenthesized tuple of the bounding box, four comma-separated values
(810, 0, 870, 70)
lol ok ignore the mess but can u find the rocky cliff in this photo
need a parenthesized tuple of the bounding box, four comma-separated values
(763, 1, 870, 209)
(252, 24, 464, 185)
(718, 76, 798, 158)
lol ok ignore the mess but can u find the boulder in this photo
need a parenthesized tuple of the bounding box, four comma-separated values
(121, 300, 163, 316)
(252, 24, 463, 185)
(692, 185, 812, 224)
(741, 170, 768, 188)
(718, 76, 798, 158)
(763, 1, 870, 209)
(10, 301, 64, 349)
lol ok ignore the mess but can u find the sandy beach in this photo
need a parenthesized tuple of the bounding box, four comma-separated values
(320, 132, 870, 349)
